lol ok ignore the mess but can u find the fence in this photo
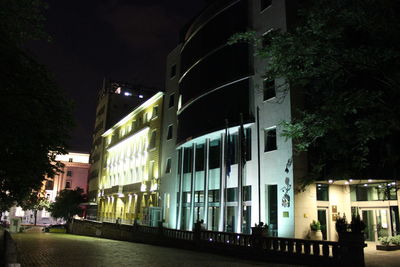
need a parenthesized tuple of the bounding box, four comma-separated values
(70, 220, 366, 266)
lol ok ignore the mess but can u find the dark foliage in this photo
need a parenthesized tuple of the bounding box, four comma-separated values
(0, 0, 74, 210)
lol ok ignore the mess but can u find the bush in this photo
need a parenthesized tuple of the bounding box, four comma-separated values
(378, 236, 391, 245)
(310, 220, 321, 231)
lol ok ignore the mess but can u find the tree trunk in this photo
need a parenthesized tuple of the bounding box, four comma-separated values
(34, 210, 37, 226)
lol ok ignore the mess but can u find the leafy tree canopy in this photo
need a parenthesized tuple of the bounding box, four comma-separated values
(19, 191, 50, 225)
(230, 0, 400, 188)
(0, 0, 74, 210)
(49, 188, 86, 221)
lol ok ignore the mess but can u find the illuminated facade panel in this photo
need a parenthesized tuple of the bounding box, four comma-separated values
(97, 92, 163, 225)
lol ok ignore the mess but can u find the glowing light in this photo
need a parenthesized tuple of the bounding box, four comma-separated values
(345, 181, 349, 185)
(139, 94, 144, 98)
(392, 182, 396, 185)
(124, 92, 132, 96)
(140, 183, 147, 192)
(349, 179, 353, 182)
(368, 179, 372, 182)
(364, 184, 368, 187)
(118, 193, 124, 198)
(328, 180, 333, 184)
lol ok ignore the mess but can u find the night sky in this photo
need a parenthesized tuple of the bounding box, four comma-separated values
(28, 0, 208, 153)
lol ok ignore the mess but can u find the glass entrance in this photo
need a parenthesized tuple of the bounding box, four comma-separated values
(317, 209, 328, 240)
(361, 208, 391, 241)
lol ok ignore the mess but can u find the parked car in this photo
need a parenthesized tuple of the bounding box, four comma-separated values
(43, 224, 66, 233)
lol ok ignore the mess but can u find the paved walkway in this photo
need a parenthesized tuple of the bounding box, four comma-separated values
(12, 232, 296, 267)
(364, 241, 400, 267)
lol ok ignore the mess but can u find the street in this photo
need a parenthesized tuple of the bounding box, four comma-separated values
(12, 232, 295, 267)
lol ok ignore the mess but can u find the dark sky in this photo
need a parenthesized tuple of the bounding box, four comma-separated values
(28, 0, 208, 153)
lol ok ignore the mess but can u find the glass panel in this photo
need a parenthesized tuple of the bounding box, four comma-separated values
(195, 144, 205, 171)
(318, 209, 328, 240)
(226, 188, 238, 202)
(362, 210, 375, 241)
(268, 185, 278, 236)
(390, 206, 400, 235)
(243, 185, 252, 201)
(209, 139, 220, 169)
(194, 206, 204, 224)
(377, 209, 389, 238)
(242, 205, 251, 234)
(226, 206, 237, 233)
(316, 184, 329, 201)
(207, 206, 219, 231)
(208, 189, 220, 203)
(181, 207, 190, 230)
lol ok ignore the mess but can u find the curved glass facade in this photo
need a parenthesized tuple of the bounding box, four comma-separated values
(178, 0, 253, 144)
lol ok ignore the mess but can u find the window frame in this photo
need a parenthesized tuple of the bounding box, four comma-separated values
(167, 124, 173, 140)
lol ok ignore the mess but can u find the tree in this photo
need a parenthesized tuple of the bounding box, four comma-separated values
(49, 188, 86, 221)
(0, 0, 74, 210)
(230, 0, 400, 189)
(19, 192, 50, 225)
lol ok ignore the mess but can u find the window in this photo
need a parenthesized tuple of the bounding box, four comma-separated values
(350, 183, 397, 201)
(170, 64, 177, 78)
(149, 131, 157, 149)
(264, 128, 277, 152)
(243, 186, 252, 201)
(263, 79, 276, 100)
(152, 106, 159, 119)
(165, 158, 172, 173)
(183, 147, 192, 173)
(67, 170, 73, 177)
(316, 184, 329, 201)
(167, 125, 173, 140)
(208, 189, 220, 203)
(65, 181, 71, 189)
(227, 188, 238, 202)
(195, 145, 204, 171)
(195, 191, 204, 203)
(68, 158, 73, 162)
(260, 0, 272, 11)
(209, 139, 220, 169)
(45, 180, 54, 190)
(168, 94, 175, 108)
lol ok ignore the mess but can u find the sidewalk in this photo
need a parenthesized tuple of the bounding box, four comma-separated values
(364, 242, 400, 267)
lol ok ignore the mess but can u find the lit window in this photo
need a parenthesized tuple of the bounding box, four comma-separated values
(167, 125, 173, 140)
(260, 0, 272, 11)
(168, 94, 175, 108)
(115, 87, 121, 94)
(263, 79, 276, 100)
(166, 158, 172, 173)
(264, 128, 277, 152)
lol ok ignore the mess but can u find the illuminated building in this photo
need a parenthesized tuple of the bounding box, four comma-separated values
(159, 0, 298, 236)
(159, 0, 400, 241)
(87, 79, 157, 220)
(2, 152, 90, 225)
(97, 92, 163, 225)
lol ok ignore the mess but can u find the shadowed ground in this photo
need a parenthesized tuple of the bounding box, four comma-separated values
(12, 232, 298, 267)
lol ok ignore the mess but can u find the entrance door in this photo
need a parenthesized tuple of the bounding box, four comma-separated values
(317, 208, 329, 240)
(361, 208, 391, 241)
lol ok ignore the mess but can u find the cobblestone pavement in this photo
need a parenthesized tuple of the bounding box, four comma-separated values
(12, 232, 297, 267)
